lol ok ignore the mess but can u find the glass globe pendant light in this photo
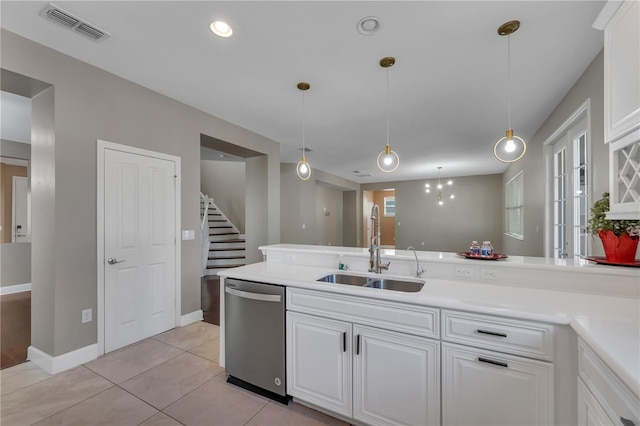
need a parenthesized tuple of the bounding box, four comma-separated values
(296, 82, 311, 180)
(377, 56, 400, 173)
(493, 20, 527, 163)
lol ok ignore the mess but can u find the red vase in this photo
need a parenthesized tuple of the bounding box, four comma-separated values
(598, 230, 639, 263)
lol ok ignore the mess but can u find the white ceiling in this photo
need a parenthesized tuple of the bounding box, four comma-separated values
(0, 1, 605, 183)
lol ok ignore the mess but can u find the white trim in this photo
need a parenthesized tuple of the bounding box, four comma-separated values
(543, 99, 592, 258)
(180, 310, 204, 326)
(592, 0, 624, 30)
(0, 283, 31, 295)
(96, 139, 181, 357)
(27, 344, 98, 375)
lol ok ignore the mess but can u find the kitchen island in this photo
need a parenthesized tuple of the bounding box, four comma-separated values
(219, 244, 640, 426)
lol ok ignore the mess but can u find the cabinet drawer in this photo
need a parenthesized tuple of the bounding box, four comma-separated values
(442, 310, 554, 360)
(578, 339, 640, 426)
(287, 288, 439, 339)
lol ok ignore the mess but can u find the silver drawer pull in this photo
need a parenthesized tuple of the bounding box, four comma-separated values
(477, 329, 507, 338)
(478, 357, 508, 368)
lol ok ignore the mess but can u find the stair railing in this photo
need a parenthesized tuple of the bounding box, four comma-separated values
(200, 192, 212, 276)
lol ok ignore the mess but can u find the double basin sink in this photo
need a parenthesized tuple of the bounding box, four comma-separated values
(317, 273, 424, 293)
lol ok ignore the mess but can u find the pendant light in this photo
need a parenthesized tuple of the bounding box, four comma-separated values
(377, 56, 399, 173)
(493, 20, 527, 163)
(296, 82, 311, 180)
(425, 166, 454, 205)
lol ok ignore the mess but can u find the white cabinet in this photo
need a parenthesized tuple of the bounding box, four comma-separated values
(595, 0, 640, 219)
(353, 324, 439, 426)
(442, 343, 554, 426)
(578, 377, 616, 425)
(286, 312, 352, 417)
(286, 289, 440, 426)
(578, 339, 640, 426)
(441, 310, 555, 426)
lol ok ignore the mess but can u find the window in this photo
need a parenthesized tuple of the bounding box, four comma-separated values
(383, 196, 395, 217)
(573, 132, 590, 258)
(505, 171, 524, 239)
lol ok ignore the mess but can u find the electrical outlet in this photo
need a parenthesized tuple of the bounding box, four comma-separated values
(454, 266, 473, 278)
(480, 268, 500, 280)
(82, 309, 92, 323)
(284, 254, 296, 262)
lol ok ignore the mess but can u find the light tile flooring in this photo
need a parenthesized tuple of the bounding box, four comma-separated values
(0, 322, 348, 426)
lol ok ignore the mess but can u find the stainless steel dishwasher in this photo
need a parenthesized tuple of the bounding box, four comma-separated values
(224, 278, 288, 404)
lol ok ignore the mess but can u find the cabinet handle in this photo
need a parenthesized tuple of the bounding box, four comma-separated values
(477, 329, 507, 338)
(342, 332, 347, 352)
(356, 334, 361, 355)
(478, 357, 508, 368)
(620, 417, 635, 426)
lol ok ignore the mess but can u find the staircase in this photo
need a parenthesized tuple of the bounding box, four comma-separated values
(201, 194, 246, 276)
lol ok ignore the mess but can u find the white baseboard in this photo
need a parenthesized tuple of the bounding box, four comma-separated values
(0, 283, 31, 295)
(180, 309, 203, 326)
(28, 344, 98, 375)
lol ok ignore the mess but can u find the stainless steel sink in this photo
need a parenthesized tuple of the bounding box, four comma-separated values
(316, 273, 370, 286)
(365, 278, 424, 292)
(316, 273, 424, 292)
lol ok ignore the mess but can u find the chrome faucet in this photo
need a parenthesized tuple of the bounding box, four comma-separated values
(407, 246, 425, 278)
(368, 204, 390, 273)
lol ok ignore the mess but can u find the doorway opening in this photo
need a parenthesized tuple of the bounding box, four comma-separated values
(363, 189, 396, 249)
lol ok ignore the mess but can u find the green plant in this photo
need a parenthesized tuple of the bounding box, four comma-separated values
(588, 192, 639, 237)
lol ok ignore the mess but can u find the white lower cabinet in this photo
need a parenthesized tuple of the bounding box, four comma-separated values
(578, 377, 615, 425)
(286, 312, 352, 418)
(287, 311, 440, 426)
(442, 342, 554, 426)
(354, 324, 440, 426)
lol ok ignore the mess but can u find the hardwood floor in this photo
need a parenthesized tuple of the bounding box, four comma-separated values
(1, 291, 31, 370)
(201, 276, 220, 326)
(1, 280, 220, 371)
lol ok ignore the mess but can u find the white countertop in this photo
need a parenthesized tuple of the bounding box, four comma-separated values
(220, 260, 640, 399)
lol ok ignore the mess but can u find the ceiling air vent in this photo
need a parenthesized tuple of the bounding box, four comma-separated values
(40, 4, 110, 42)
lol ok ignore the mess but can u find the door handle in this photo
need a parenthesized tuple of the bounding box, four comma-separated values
(225, 286, 281, 303)
(107, 257, 126, 265)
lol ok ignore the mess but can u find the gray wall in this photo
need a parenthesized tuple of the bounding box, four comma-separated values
(0, 242, 30, 286)
(281, 163, 361, 247)
(363, 174, 504, 253)
(503, 50, 608, 257)
(200, 160, 246, 233)
(342, 191, 357, 247)
(1, 139, 30, 159)
(314, 183, 344, 247)
(2, 29, 280, 357)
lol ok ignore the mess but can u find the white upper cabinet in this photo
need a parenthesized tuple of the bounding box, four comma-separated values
(595, 0, 640, 219)
(597, 0, 640, 143)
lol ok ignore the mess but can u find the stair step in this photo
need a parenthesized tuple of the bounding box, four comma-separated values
(208, 247, 245, 251)
(211, 238, 245, 244)
(208, 213, 221, 216)
(207, 264, 245, 270)
(210, 232, 239, 236)
(210, 225, 233, 229)
(208, 219, 226, 222)
(208, 255, 245, 260)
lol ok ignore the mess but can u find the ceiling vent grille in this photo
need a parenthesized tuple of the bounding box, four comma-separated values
(40, 4, 110, 42)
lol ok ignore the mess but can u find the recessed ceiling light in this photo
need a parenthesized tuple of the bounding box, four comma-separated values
(356, 16, 381, 35)
(210, 20, 233, 38)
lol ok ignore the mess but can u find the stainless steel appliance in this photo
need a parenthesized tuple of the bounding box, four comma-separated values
(224, 278, 287, 403)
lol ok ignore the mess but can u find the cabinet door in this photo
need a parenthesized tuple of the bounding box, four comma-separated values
(604, 0, 640, 143)
(353, 324, 440, 426)
(286, 312, 352, 417)
(442, 342, 554, 426)
(578, 378, 615, 425)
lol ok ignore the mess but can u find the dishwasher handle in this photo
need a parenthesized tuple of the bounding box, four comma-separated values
(225, 286, 282, 303)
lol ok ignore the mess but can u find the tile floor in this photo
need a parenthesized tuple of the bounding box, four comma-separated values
(0, 322, 349, 426)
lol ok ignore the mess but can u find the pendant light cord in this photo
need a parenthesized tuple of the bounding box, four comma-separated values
(507, 34, 512, 131)
(386, 66, 390, 147)
(302, 89, 306, 154)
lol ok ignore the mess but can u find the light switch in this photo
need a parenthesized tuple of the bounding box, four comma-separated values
(182, 230, 195, 240)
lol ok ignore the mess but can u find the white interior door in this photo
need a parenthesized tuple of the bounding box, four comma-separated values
(103, 148, 177, 353)
(12, 176, 28, 243)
